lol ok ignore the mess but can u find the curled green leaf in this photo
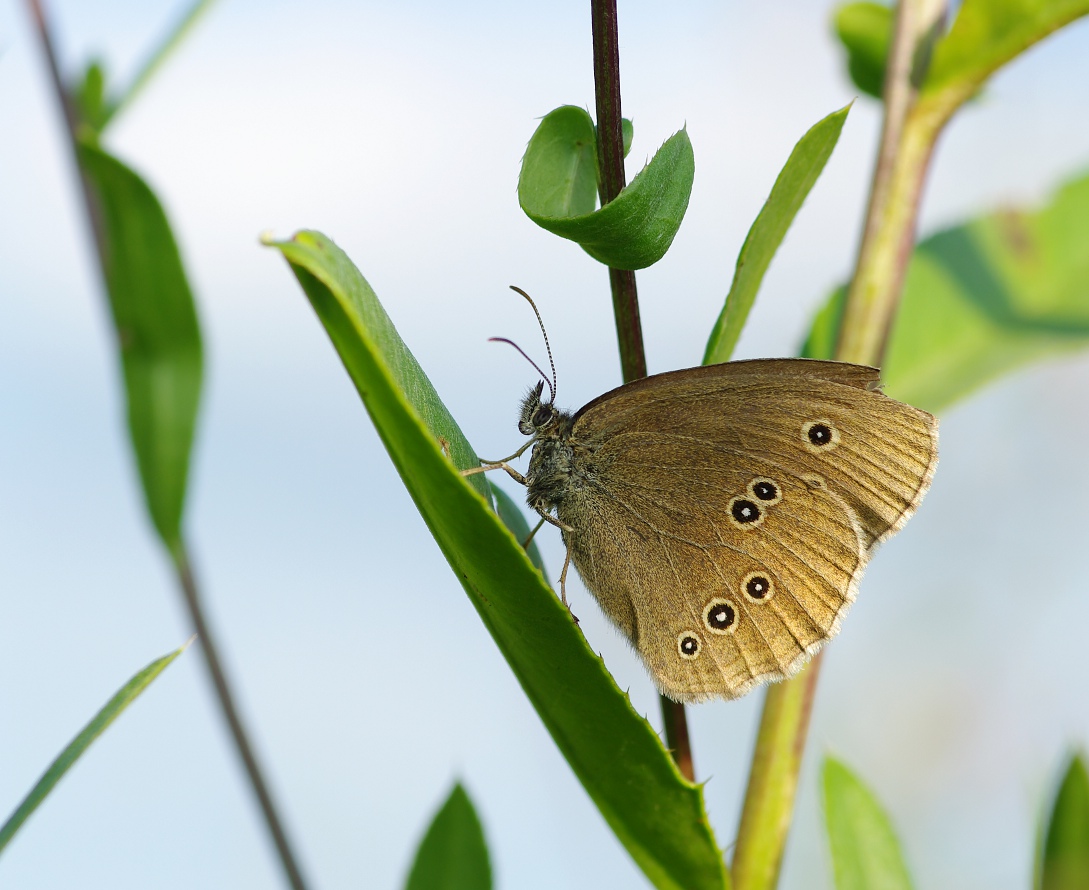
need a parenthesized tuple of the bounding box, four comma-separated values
(519, 106, 694, 270)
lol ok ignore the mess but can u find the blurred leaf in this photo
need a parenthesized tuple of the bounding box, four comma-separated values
(822, 757, 914, 890)
(803, 168, 1089, 412)
(923, 0, 1089, 103)
(266, 231, 728, 890)
(73, 60, 109, 134)
(404, 784, 491, 890)
(0, 644, 187, 855)
(622, 117, 634, 157)
(76, 139, 203, 551)
(520, 106, 694, 270)
(833, 2, 892, 98)
(1039, 752, 1089, 890)
(704, 104, 850, 364)
(490, 482, 546, 576)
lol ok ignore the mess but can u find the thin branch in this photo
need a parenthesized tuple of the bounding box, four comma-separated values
(174, 547, 312, 890)
(590, 0, 691, 781)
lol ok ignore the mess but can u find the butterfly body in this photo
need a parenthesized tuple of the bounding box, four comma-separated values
(519, 358, 938, 703)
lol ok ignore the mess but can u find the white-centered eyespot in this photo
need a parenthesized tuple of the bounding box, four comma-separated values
(802, 418, 840, 453)
(703, 598, 739, 635)
(741, 571, 775, 603)
(728, 496, 764, 529)
(748, 476, 782, 506)
(677, 631, 702, 659)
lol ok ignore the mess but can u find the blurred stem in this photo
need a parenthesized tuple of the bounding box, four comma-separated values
(172, 545, 311, 890)
(28, 4, 311, 888)
(101, 0, 219, 132)
(732, 2, 947, 887)
(591, 0, 692, 781)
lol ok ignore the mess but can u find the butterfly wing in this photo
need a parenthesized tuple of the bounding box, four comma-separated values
(560, 359, 938, 702)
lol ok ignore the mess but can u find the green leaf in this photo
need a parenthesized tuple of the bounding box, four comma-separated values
(621, 117, 634, 157)
(822, 757, 914, 890)
(489, 482, 546, 576)
(803, 168, 1089, 412)
(73, 60, 109, 135)
(0, 643, 187, 855)
(1039, 753, 1089, 890)
(76, 139, 203, 552)
(519, 106, 695, 270)
(404, 784, 491, 890)
(703, 104, 851, 365)
(833, 2, 893, 99)
(266, 231, 728, 890)
(923, 0, 1089, 104)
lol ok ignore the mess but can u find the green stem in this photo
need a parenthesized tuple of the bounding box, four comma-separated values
(590, 0, 692, 782)
(732, 2, 947, 886)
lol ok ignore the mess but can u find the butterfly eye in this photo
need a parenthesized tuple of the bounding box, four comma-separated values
(677, 632, 702, 659)
(532, 406, 554, 427)
(728, 497, 764, 528)
(802, 419, 840, 452)
(704, 598, 738, 634)
(741, 572, 775, 603)
(748, 477, 782, 505)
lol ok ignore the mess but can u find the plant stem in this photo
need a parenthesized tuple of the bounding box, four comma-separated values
(591, 0, 692, 781)
(173, 546, 311, 890)
(27, 3, 312, 887)
(731, 2, 945, 887)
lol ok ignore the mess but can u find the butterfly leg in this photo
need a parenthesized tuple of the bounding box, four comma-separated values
(460, 461, 527, 486)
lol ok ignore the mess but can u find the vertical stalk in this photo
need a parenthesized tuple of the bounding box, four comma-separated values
(590, 0, 691, 781)
(731, 2, 946, 887)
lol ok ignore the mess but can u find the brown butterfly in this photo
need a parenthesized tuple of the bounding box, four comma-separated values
(480, 300, 938, 703)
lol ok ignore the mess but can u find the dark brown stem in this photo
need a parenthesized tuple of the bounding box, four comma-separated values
(174, 546, 311, 890)
(590, 0, 689, 779)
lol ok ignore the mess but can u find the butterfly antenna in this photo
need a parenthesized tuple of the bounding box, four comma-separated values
(488, 337, 554, 401)
(509, 286, 558, 404)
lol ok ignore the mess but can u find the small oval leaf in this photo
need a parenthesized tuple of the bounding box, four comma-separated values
(833, 2, 893, 99)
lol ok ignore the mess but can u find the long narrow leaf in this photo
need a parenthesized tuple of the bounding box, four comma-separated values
(76, 139, 203, 552)
(404, 784, 491, 890)
(703, 104, 850, 365)
(0, 644, 187, 855)
(266, 231, 728, 890)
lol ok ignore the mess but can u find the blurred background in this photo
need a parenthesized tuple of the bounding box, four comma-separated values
(2, 1, 1088, 888)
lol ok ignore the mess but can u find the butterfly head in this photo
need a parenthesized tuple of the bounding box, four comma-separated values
(518, 379, 560, 436)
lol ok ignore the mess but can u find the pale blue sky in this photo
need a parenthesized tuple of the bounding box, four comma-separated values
(2, 2, 1089, 889)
